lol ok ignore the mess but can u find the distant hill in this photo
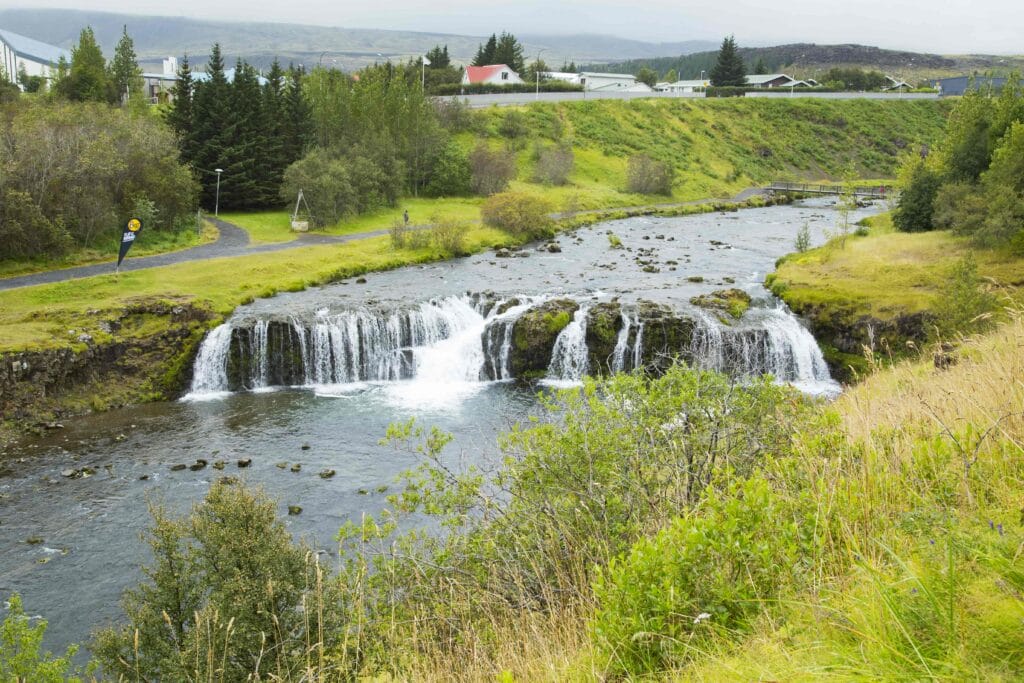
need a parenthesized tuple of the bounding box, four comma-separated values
(0, 8, 715, 71)
(584, 43, 1024, 83)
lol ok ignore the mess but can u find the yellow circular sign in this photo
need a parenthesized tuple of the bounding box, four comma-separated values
(127, 218, 142, 232)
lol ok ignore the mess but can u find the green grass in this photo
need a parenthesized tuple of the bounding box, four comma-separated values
(769, 214, 1024, 321)
(0, 225, 512, 353)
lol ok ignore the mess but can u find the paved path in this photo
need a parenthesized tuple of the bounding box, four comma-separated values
(0, 190, 769, 292)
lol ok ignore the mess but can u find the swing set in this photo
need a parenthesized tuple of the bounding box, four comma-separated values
(290, 189, 312, 232)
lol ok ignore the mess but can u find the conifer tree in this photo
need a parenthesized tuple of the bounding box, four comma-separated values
(473, 34, 498, 66)
(218, 60, 263, 210)
(282, 65, 312, 168)
(57, 27, 109, 102)
(166, 54, 194, 151)
(425, 45, 450, 69)
(494, 32, 525, 73)
(710, 35, 746, 87)
(190, 44, 233, 209)
(108, 25, 144, 104)
(259, 59, 288, 206)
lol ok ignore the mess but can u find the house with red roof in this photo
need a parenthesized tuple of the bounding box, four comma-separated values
(461, 64, 524, 86)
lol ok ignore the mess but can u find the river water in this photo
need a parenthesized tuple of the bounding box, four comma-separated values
(0, 198, 881, 655)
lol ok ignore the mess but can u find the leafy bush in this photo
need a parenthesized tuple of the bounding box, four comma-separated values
(931, 255, 996, 339)
(533, 144, 574, 185)
(480, 191, 554, 239)
(893, 160, 941, 232)
(433, 97, 474, 132)
(627, 154, 674, 195)
(794, 221, 811, 252)
(0, 190, 71, 260)
(92, 481, 352, 681)
(429, 81, 582, 96)
(1, 594, 92, 681)
(498, 110, 529, 148)
(468, 144, 517, 196)
(591, 475, 816, 676)
(429, 215, 471, 255)
(423, 142, 471, 197)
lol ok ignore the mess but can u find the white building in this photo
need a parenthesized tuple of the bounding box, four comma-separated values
(0, 29, 69, 87)
(745, 73, 810, 88)
(542, 71, 581, 86)
(142, 57, 179, 103)
(462, 64, 524, 86)
(578, 72, 652, 93)
(656, 79, 709, 93)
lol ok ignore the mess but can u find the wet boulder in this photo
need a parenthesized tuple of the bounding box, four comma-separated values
(636, 300, 696, 374)
(585, 303, 624, 374)
(690, 288, 752, 322)
(509, 299, 580, 379)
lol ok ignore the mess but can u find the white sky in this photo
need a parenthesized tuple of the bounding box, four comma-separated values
(4, 0, 1022, 54)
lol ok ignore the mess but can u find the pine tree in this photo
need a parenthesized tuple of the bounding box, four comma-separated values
(166, 54, 194, 152)
(108, 25, 144, 104)
(473, 34, 498, 66)
(190, 44, 233, 209)
(259, 59, 288, 205)
(425, 45, 450, 69)
(219, 60, 263, 210)
(494, 32, 525, 73)
(664, 68, 678, 83)
(57, 27, 109, 102)
(282, 65, 312, 169)
(710, 35, 746, 87)
(753, 57, 768, 75)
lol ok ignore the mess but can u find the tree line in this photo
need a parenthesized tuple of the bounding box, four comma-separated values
(894, 75, 1024, 251)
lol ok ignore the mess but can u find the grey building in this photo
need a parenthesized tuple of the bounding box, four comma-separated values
(933, 75, 1008, 96)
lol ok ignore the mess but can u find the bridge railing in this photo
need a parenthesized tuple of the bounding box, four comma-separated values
(767, 181, 894, 197)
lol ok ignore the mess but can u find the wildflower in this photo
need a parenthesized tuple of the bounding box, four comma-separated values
(998, 523, 1004, 536)
(990, 520, 995, 529)
(693, 612, 712, 625)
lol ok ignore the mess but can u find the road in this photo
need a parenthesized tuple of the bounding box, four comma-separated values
(453, 90, 938, 108)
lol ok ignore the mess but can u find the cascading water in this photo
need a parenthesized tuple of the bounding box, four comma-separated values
(610, 312, 633, 374)
(187, 324, 234, 396)
(547, 307, 590, 382)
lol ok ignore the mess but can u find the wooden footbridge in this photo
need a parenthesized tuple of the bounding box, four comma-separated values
(766, 181, 893, 199)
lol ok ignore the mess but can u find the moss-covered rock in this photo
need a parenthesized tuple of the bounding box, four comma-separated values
(585, 302, 623, 373)
(690, 288, 752, 322)
(509, 299, 579, 378)
(635, 300, 696, 374)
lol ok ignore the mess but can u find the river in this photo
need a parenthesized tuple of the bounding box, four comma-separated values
(0, 197, 881, 655)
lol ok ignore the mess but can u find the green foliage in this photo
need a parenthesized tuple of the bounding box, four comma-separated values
(636, 66, 658, 88)
(626, 154, 674, 195)
(424, 44, 451, 69)
(55, 26, 109, 102)
(429, 215, 471, 256)
(894, 159, 941, 232)
(107, 24, 143, 105)
(710, 35, 746, 87)
(17, 64, 45, 93)
(752, 57, 768, 75)
(591, 475, 817, 677)
(497, 109, 529, 148)
(92, 481, 351, 681)
(941, 89, 994, 183)
(494, 32, 526, 73)
(422, 141, 471, 197)
(0, 190, 71, 260)
(480, 191, 554, 238)
(931, 255, 996, 339)
(472, 34, 498, 67)
(794, 221, 811, 252)
(533, 144, 574, 185)
(0, 99, 198, 258)
(468, 144, 517, 196)
(1, 594, 91, 681)
(822, 67, 889, 91)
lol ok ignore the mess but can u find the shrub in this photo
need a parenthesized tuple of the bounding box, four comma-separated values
(533, 144, 574, 185)
(468, 144, 517, 196)
(893, 161, 941, 232)
(433, 96, 474, 132)
(626, 154, 674, 195)
(0, 189, 71, 260)
(423, 142, 471, 197)
(1, 594, 92, 681)
(591, 475, 816, 677)
(390, 218, 409, 249)
(794, 221, 811, 252)
(430, 215, 470, 255)
(280, 149, 354, 228)
(480, 191, 554, 239)
(92, 481, 352, 681)
(498, 110, 529, 149)
(931, 255, 997, 339)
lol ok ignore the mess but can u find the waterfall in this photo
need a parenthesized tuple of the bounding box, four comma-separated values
(187, 324, 234, 397)
(547, 307, 590, 382)
(610, 312, 632, 373)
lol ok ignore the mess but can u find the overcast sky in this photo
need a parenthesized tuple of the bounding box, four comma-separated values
(5, 0, 1022, 53)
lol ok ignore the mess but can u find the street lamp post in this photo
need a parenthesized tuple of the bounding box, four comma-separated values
(535, 48, 547, 100)
(214, 168, 224, 217)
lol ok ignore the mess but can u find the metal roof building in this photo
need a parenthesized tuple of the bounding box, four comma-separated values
(0, 28, 70, 86)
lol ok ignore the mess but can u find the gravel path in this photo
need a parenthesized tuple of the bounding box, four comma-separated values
(0, 189, 767, 292)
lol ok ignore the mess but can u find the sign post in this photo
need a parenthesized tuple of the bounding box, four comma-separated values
(116, 217, 143, 273)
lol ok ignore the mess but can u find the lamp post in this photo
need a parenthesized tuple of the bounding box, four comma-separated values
(535, 48, 547, 100)
(214, 168, 223, 217)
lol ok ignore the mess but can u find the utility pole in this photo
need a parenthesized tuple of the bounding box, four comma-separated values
(214, 168, 223, 217)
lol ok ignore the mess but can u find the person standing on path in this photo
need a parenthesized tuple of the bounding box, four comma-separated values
(403, 210, 410, 226)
